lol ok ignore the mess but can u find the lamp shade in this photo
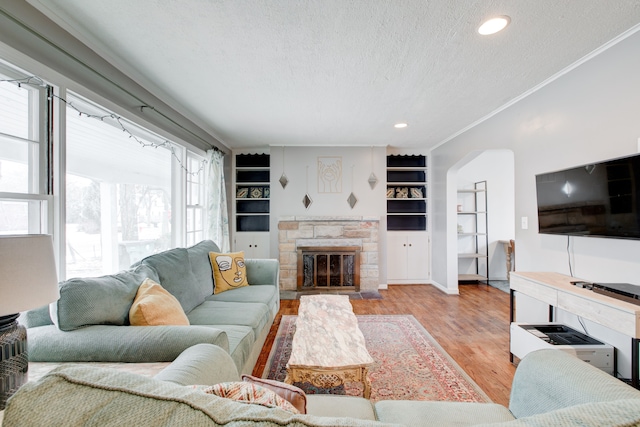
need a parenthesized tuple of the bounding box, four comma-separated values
(0, 234, 59, 316)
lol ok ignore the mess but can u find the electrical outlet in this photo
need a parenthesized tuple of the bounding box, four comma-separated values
(521, 216, 528, 230)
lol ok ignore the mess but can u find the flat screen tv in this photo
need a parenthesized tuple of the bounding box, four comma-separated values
(535, 153, 640, 239)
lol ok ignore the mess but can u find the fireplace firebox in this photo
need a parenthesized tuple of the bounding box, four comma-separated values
(297, 246, 360, 291)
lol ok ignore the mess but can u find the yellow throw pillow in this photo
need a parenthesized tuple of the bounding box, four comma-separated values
(209, 251, 249, 294)
(129, 278, 190, 326)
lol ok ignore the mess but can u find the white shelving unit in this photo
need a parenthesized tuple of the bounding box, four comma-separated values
(457, 181, 488, 283)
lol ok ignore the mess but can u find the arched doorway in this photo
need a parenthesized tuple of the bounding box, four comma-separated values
(446, 150, 515, 293)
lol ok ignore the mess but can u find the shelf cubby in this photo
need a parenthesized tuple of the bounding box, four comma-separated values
(234, 153, 270, 232)
(386, 155, 427, 231)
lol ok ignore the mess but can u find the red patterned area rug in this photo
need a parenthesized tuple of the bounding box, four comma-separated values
(262, 314, 491, 403)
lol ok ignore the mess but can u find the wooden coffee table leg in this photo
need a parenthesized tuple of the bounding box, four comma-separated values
(287, 366, 371, 398)
(362, 367, 371, 399)
(284, 367, 294, 385)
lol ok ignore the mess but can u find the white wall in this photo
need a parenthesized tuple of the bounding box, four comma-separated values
(432, 27, 640, 288)
(457, 150, 515, 281)
(269, 145, 387, 220)
(268, 145, 388, 282)
(430, 28, 640, 378)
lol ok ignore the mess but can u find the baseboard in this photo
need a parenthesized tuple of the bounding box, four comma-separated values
(386, 280, 431, 285)
(429, 280, 460, 295)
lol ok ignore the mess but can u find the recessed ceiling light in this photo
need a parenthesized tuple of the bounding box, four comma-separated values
(394, 123, 408, 129)
(478, 16, 510, 35)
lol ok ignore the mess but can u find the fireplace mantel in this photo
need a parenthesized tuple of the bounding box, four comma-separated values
(279, 215, 380, 223)
(278, 216, 379, 292)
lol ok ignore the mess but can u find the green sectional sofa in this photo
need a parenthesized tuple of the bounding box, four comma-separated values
(4, 347, 640, 426)
(19, 240, 279, 375)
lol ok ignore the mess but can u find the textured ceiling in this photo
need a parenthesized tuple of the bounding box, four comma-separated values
(27, 1, 640, 150)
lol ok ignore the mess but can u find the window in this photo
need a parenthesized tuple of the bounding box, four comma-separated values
(186, 152, 205, 246)
(0, 63, 51, 235)
(1, 57, 212, 279)
(65, 93, 174, 278)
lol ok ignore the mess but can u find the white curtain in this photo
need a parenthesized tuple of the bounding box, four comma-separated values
(206, 149, 230, 252)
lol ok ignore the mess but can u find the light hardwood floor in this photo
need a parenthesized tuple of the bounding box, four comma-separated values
(252, 284, 516, 406)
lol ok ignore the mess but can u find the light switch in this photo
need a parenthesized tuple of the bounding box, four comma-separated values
(521, 216, 528, 230)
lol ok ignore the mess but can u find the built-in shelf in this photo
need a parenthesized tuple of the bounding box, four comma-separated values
(234, 153, 270, 232)
(386, 155, 427, 231)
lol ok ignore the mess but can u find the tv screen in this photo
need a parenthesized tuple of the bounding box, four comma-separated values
(535, 153, 640, 239)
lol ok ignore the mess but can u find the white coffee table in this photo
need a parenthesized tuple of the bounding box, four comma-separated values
(285, 294, 374, 397)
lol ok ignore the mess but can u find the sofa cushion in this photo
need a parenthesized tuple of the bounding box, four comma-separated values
(136, 247, 203, 313)
(375, 400, 515, 427)
(129, 278, 190, 326)
(3, 366, 397, 426)
(203, 381, 300, 414)
(186, 300, 270, 339)
(307, 395, 377, 420)
(242, 374, 307, 414)
(51, 264, 157, 331)
(185, 239, 218, 296)
(209, 251, 250, 294)
(205, 284, 278, 315)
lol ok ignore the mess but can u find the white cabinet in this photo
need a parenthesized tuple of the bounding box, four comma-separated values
(234, 232, 270, 259)
(387, 231, 429, 284)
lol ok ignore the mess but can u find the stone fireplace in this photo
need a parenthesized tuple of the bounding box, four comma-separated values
(278, 216, 379, 292)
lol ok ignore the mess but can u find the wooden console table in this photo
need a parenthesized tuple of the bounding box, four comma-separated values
(509, 271, 640, 387)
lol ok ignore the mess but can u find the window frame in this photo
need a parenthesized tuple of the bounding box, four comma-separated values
(185, 150, 206, 246)
(0, 62, 54, 236)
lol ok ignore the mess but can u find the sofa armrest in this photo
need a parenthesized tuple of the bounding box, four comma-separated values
(245, 258, 279, 287)
(154, 343, 240, 386)
(509, 349, 640, 418)
(27, 325, 229, 363)
(480, 399, 640, 427)
(19, 304, 53, 328)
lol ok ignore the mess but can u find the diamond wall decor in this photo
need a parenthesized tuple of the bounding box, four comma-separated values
(302, 193, 313, 209)
(347, 192, 358, 209)
(279, 173, 289, 189)
(368, 172, 378, 189)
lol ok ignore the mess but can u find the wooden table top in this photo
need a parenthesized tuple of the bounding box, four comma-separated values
(287, 295, 373, 369)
